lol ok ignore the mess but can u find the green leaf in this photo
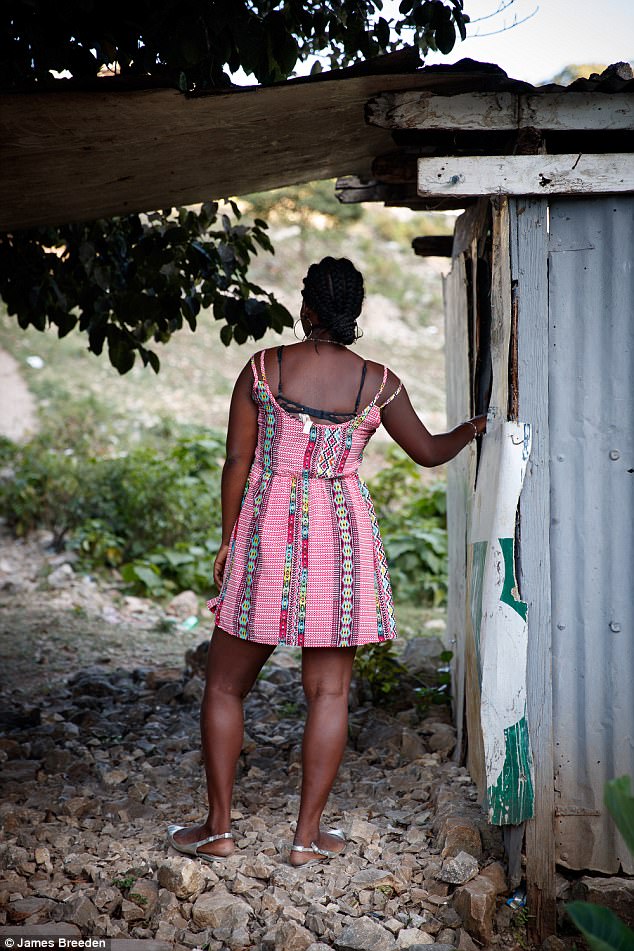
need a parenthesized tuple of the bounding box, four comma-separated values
(566, 901, 634, 951)
(434, 17, 456, 54)
(220, 324, 233, 346)
(107, 332, 136, 375)
(604, 776, 634, 855)
(375, 16, 391, 48)
(455, 11, 468, 41)
(233, 323, 248, 345)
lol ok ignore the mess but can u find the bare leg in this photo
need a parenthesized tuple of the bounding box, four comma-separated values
(291, 645, 356, 866)
(173, 626, 275, 857)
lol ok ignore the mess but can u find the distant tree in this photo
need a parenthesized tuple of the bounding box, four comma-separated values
(549, 63, 610, 85)
(0, 0, 499, 372)
(244, 181, 364, 228)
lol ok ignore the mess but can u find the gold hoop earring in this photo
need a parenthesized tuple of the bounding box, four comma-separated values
(293, 318, 304, 340)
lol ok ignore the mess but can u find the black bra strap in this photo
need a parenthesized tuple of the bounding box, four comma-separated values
(354, 361, 367, 414)
(277, 346, 284, 397)
(276, 346, 366, 423)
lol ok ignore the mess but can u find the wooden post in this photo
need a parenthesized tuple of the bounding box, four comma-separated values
(511, 197, 557, 941)
(412, 236, 454, 257)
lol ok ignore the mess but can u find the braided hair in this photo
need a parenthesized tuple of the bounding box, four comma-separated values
(301, 257, 364, 345)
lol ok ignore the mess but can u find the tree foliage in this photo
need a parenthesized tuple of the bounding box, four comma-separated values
(0, 202, 291, 374)
(1, 0, 471, 372)
(2, 1, 470, 92)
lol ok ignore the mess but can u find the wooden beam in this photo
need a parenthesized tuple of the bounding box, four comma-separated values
(367, 90, 634, 132)
(368, 90, 517, 130)
(512, 197, 557, 941)
(334, 176, 419, 204)
(418, 153, 634, 197)
(385, 198, 474, 211)
(0, 67, 448, 230)
(371, 151, 419, 183)
(412, 235, 454, 257)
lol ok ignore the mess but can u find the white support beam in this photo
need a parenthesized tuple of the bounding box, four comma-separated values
(418, 153, 634, 197)
(367, 91, 634, 131)
(520, 92, 634, 130)
(367, 90, 518, 130)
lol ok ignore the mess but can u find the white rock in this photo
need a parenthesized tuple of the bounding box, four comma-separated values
(157, 857, 206, 899)
(397, 928, 435, 947)
(167, 589, 199, 618)
(47, 564, 74, 588)
(191, 885, 253, 929)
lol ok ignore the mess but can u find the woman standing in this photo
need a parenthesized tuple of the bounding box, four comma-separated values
(168, 257, 486, 867)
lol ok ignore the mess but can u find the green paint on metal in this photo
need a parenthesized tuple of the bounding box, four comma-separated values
(470, 541, 487, 682)
(499, 536, 528, 621)
(486, 714, 535, 824)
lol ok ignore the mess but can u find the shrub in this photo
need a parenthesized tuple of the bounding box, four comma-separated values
(368, 447, 448, 606)
(566, 776, 634, 950)
(0, 422, 225, 595)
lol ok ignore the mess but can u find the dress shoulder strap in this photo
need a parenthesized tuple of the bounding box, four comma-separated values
(259, 349, 268, 382)
(377, 379, 403, 410)
(250, 352, 260, 383)
(370, 365, 389, 406)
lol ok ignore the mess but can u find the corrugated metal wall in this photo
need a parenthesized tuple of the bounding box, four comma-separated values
(548, 196, 634, 874)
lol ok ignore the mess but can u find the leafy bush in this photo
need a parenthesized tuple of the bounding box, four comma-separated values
(354, 641, 409, 705)
(566, 776, 634, 950)
(1, 421, 448, 607)
(0, 422, 225, 595)
(368, 447, 448, 606)
(354, 640, 453, 712)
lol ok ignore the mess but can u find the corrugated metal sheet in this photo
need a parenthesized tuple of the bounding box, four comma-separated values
(548, 196, 634, 873)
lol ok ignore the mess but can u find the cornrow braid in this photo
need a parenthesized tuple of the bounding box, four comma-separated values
(301, 257, 364, 345)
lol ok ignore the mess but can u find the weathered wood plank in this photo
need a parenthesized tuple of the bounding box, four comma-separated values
(0, 68, 447, 229)
(384, 197, 474, 211)
(371, 151, 419, 183)
(412, 236, 454, 257)
(418, 153, 634, 197)
(443, 253, 473, 764)
(489, 198, 512, 417)
(452, 199, 490, 257)
(335, 177, 419, 204)
(367, 90, 518, 130)
(511, 197, 557, 940)
(520, 92, 634, 130)
(368, 90, 634, 131)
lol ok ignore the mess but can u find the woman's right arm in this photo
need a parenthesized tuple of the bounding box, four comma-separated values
(213, 361, 258, 588)
(380, 373, 486, 467)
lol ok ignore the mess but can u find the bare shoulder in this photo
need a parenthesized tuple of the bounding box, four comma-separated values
(362, 359, 401, 398)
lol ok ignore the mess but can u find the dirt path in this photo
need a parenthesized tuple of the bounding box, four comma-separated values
(0, 529, 536, 951)
(0, 348, 38, 442)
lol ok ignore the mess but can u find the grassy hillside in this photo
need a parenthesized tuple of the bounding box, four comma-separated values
(0, 184, 455, 632)
(0, 184, 452, 477)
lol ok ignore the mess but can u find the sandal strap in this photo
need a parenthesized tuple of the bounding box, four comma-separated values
(290, 843, 319, 854)
(310, 841, 339, 858)
(197, 831, 233, 847)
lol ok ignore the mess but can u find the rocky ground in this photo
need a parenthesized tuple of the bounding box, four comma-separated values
(0, 528, 542, 951)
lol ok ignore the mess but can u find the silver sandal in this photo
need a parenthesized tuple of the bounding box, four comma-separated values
(289, 828, 346, 867)
(167, 824, 234, 864)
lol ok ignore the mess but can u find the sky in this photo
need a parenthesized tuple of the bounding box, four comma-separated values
(238, 0, 634, 88)
(397, 0, 634, 85)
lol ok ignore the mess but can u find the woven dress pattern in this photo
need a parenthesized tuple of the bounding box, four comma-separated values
(207, 350, 399, 647)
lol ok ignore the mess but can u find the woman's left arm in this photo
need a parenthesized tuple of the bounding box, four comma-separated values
(214, 361, 258, 588)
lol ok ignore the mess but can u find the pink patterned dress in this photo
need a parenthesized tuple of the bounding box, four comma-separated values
(207, 350, 402, 648)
